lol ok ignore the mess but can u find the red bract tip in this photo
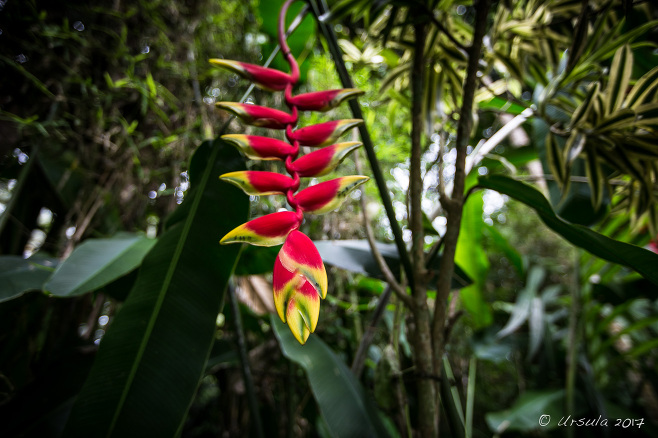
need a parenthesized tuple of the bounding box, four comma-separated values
(216, 102, 297, 129)
(289, 119, 363, 146)
(209, 59, 294, 91)
(221, 135, 295, 161)
(290, 142, 362, 177)
(288, 89, 364, 112)
(296, 175, 369, 214)
(649, 240, 658, 254)
(220, 171, 294, 196)
(220, 211, 301, 247)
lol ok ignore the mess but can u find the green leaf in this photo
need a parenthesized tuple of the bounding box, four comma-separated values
(455, 191, 492, 328)
(45, 233, 155, 297)
(482, 225, 524, 276)
(563, 131, 585, 165)
(595, 107, 636, 133)
(313, 239, 472, 289)
(63, 139, 248, 437)
(486, 389, 584, 433)
(545, 132, 568, 189)
(497, 266, 544, 339)
(478, 96, 528, 115)
(569, 81, 599, 128)
(478, 175, 658, 286)
(625, 65, 658, 108)
(584, 148, 604, 209)
(0, 256, 55, 302)
(272, 316, 393, 438)
(234, 245, 279, 276)
(605, 45, 633, 114)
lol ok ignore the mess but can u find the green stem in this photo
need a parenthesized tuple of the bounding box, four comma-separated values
(308, 0, 415, 293)
(229, 284, 264, 438)
(351, 285, 392, 376)
(465, 356, 476, 438)
(431, 0, 491, 390)
(566, 250, 580, 438)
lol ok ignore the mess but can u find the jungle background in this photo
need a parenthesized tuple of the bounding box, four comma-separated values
(1, 0, 658, 437)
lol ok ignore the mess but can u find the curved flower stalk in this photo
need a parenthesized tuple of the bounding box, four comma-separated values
(213, 0, 368, 344)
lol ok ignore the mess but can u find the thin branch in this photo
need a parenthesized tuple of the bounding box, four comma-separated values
(431, 0, 491, 371)
(354, 148, 411, 306)
(351, 284, 393, 376)
(229, 283, 265, 438)
(428, 13, 468, 53)
(410, 21, 428, 295)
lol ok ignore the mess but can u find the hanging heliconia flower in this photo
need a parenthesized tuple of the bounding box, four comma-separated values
(213, 0, 368, 344)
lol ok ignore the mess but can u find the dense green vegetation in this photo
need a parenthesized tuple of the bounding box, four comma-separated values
(1, 0, 657, 437)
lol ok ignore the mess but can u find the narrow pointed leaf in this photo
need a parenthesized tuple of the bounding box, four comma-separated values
(288, 89, 364, 111)
(45, 233, 155, 297)
(216, 102, 296, 129)
(209, 59, 293, 91)
(63, 139, 248, 437)
(605, 45, 632, 114)
(569, 82, 600, 129)
(290, 119, 363, 146)
(478, 175, 658, 285)
(585, 149, 604, 209)
(290, 142, 362, 177)
(296, 176, 369, 214)
(220, 171, 294, 196)
(595, 108, 636, 132)
(563, 132, 586, 165)
(220, 211, 301, 246)
(625, 65, 658, 108)
(221, 134, 295, 160)
(545, 133, 568, 189)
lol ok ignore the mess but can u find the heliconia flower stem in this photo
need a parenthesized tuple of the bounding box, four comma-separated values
(215, 0, 367, 344)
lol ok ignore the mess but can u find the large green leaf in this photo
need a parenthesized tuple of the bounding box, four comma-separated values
(313, 239, 472, 289)
(272, 316, 393, 438)
(63, 139, 248, 437)
(455, 190, 492, 328)
(0, 256, 54, 302)
(478, 175, 658, 286)
(45, 233, 155, 297)
(486, 389, 584, 433)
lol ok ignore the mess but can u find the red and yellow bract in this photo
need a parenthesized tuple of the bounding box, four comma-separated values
(214, 0, 368, 344)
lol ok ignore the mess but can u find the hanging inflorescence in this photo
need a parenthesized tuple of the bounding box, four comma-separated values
(213, 0, 368, 344)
